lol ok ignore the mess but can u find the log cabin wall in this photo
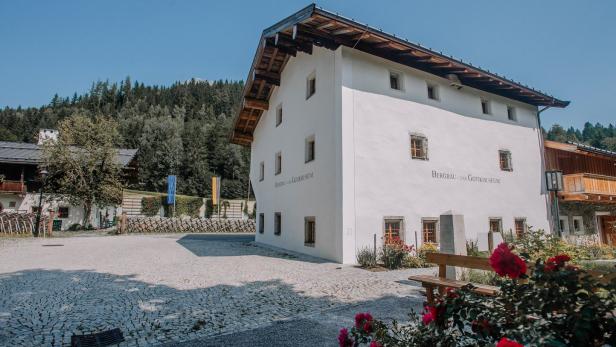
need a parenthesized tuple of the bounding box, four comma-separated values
(545, 147, 616, 177)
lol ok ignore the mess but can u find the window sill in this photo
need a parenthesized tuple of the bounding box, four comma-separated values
(304, 243, 315, 248)
(275, 172, 281, 176)
(305, 159, 314, 164)
(274, 232, 281, 236)
(411, 157, 428, 161)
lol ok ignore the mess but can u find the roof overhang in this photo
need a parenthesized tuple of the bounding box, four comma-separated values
(231, 4, 570, 146)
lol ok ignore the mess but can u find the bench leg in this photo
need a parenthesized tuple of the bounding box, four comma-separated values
(424, 284, 435, 305)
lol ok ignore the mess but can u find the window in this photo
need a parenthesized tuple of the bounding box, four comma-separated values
(258, 213, 264, 234)
(276, 104, 283, 127)
(58, 207, 69, 218)
(31, 206, 39, 213)
(481, 99, 491, 115)
(499, 150, 512, 171)
(274, 212, 281, 235)
(489, 218, 502, 233)
(305, 135, 315, 163)
(507, 106, 517, 121)
(384, 218, 403, 243)
(275, 152, 282, 175)
(259, 162, 265, 181)
(514, 218, 526, 237)
(304, 217, 315, 246)
(389, 71, 402, 90)
(306, 72, 316, 99)
(559, 217, 570, 234)
(422, 219, 437, 243)
(572, 216, 584, 233)
(8, 201, 16, 208)
(410, 134, 428, 160)
(427, 83, 439, 100)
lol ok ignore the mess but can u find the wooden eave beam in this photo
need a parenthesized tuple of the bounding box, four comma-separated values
(244, 97, 269, 111)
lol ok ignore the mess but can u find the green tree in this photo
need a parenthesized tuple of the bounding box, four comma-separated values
(42, 114, 123, 227)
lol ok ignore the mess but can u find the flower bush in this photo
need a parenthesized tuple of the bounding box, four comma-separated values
(380, 236, 413, 269)
(357, 246, 378, 268)
(338, 242, 616, 346)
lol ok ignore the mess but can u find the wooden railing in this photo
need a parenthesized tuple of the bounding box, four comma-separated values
(563, 173, 616, 195)
(0, 180, 26, 193)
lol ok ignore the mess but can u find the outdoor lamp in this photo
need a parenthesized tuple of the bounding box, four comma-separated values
(545, 170, 563, 192)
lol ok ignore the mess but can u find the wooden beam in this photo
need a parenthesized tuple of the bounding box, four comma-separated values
(331, 27, 356, 35)
(316, 21, 335, 30)
(253, 70, 280, 86)
(244, 97, 269, 111)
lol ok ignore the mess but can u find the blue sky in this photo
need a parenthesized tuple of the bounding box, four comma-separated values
(1, 1, 614, 129)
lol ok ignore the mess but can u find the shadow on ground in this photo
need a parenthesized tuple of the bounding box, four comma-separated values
(175, 234, 328, 263)
(0, 268, 423, 347)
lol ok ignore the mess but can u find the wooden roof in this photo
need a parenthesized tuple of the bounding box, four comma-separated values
(231, 4, 570, 146)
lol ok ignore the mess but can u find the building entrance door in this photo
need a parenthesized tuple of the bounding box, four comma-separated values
(599, 216, 616, 246)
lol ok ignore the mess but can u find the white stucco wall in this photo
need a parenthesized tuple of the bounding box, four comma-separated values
(340, 47, 550, 262)
(250, 45, 551, 264)
(250, 46, 342, 261)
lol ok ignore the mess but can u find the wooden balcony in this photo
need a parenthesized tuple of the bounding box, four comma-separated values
(0, 180, 26, 193)
(560, 173, 616, 203)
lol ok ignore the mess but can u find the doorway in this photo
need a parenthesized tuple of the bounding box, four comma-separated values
(599, 215, 616, 246)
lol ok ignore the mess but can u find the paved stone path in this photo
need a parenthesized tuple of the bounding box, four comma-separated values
(0, 234, 432, 346)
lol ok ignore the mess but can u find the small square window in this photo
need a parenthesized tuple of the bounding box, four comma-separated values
(305, 136, 315, 163)
(427, 83, 439, 100)
(481, 99, 491, 115)
(306, 72, 316, 99)
(572, 216, 584, 233)
(275, 152, 282, 175)
(507, 106, 517, 121)
(384, 218, 403, 243)
(389, 72, 401, 90)
(274, 212, 282, 235)
(304, 217, 315, 246)
(31, 206, 39, 213)
(8, 201, 16, 208)
(499, 150, 512, 171)
(258, 213, 264, 234)
(58, 207, 69, 218)
(422, 219, 438, 244)
(259, 162, 264, 181)
(276, 105, 283, 127)
(489, 218, 502, 233)
(514, 218, 526, 237)
(410, 135, 428, 160)
(559, 217, 570, 234)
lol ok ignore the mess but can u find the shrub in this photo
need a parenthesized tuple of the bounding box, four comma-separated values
(380, 237, 413, 269)
(67, 223, 82, 231)
(356, 246, 377, 268)
(141, 196, 161, 216)
(338, 243, 616, 346)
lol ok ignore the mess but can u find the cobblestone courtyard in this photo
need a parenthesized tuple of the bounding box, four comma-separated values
(0, 234, 430, 346)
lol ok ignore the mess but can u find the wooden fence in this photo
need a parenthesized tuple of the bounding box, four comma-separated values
(0, 211, 54, 236)
(121, 215, 256, 234)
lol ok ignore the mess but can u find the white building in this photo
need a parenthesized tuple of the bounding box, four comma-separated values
(231, 5, 569, 263)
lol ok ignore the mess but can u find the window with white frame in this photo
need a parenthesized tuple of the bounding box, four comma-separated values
(514, 218, 527, 237)
(410, 134, 428, 160)
(275, 152, 282, 175)
(559, 217, 570, 234)
(276, 104, 283, 127)
(507, 106, 517, 121)
(259, 161, 264, 181)
(306, 72, 316, 99)
(499, 150, 512, 171)
(389, 71, 402, 91)
(422, 219, 438, 243)
(572, 216, 584, 233)
(426, 83, 439, 100)
(304, 216, 315, 246)
(305, 135, 315, 163)
(384, 217, 404, 242)
(481, 99, 491, 115)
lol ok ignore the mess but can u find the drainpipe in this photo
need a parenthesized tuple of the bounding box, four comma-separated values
(536, 106, 559, 236)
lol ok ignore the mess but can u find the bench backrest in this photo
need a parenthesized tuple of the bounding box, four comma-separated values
(426, 252, 493, 278)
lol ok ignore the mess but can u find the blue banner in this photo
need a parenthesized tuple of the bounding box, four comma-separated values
(167, 175, 176, 205)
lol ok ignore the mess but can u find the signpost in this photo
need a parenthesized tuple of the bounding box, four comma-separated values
(167, 175, 176, 217)
(212, 176, 221, 219)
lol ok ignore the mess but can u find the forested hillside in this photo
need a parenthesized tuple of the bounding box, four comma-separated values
(0, 78, 250, 199)
(545, 122, 616, 151)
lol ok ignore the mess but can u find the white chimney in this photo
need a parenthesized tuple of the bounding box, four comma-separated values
(37, 129, 59, 145)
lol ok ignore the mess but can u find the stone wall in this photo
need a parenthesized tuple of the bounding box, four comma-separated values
(125, 217, 256, 234)
(558, 201, 616, 239)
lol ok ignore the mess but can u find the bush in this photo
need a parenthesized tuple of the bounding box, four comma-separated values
(338, 243, 616, 346)
(356, 246, 377, 268)
(67, 223, 82, 231)
(380, 237, 413, 269)
(141, 196, 162, 216)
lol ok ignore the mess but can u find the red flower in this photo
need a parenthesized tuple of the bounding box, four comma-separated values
(354, 312, 373, 331)
(369, 341, 383, 347)
(422, 305, 438, 325)
(544, 254, 571, 272)
(338, 328, 353, 347)
(471, 319, 492, 334)
(445, 287, 459, 298)
(489, 243, 527, 279)
(496, 337, 524, 347)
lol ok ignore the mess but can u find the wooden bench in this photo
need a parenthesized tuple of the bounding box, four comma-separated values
(408, 252, 499, 305)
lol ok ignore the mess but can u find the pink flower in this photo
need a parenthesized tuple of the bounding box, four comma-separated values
(369, 341, 383, 347)
(422, 305, 438, 325)
(354, 312, 373, 331)
(496, 337, 524, 347)
(489, 243, 527, 279)
(338, 328, 353, 347)
(545, 254, 571, 272)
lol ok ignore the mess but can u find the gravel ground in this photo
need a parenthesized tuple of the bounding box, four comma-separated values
(0, 233, 433, 346)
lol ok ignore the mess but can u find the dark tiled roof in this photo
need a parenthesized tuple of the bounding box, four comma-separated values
(567, 141, 616, 158)
(0, 141, 138, 167)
